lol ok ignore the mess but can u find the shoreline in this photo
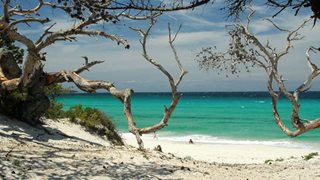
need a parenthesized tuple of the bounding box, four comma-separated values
(1, 117, 320, 179)
(121, 132, 320, 149)
(123, 133, 319, 164)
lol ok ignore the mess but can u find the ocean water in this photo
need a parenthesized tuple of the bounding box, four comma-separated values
(56, 92, 320, 149)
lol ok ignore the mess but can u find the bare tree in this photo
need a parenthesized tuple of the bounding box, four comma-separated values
(0, 0, 208, 149)
(196, 13, 320, 137)
(224, 0, 320, 23)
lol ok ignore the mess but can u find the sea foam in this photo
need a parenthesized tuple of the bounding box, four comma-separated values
(121, 133, 319, 150)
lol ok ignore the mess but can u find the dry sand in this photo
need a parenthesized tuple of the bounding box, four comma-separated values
(124, 134, 319, 164)
(1, 115, 320, 179)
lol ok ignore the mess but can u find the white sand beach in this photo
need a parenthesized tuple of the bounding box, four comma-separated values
(124, 134, 318, 164)
(1, 116, 320, 179)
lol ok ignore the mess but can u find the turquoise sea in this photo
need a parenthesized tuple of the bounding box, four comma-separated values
(57, 92, 320, 149)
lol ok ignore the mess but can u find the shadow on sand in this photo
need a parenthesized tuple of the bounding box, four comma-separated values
(0, 114, 189, 179)
(0, 114, 103, 147)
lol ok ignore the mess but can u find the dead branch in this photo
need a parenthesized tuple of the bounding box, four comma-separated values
(37, 29, 130, 50)
(3, 0, 10, 22)
(105, 0, 210, 12)
(7, 17, 50, 30)
(225, 0, 319, 23)
(118, 12, 162, 20)
(46, 19, 187, 150)
(196, 13, 320, 137)
(75, 60, 105, 74)
(35, 23, 56, 45)
(0, 0, 207, 148)
(246, 17, 320, 134)
(0, 0, 207, 92)
(6, 30, 35, 50)
(8, 0, 44, 15)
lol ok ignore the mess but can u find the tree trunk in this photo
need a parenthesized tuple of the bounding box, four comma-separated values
(0, 90, 49, 125)
(0, 48, 49, 125)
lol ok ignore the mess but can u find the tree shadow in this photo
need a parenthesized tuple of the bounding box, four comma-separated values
(0, 114, 103, 148)
(0, 114, 188, 179)
(0, 148, 185, 179)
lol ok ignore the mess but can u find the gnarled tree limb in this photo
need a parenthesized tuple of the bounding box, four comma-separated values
(134, 21, 187, 136)
(46, 20, 187, 150)
(0, 0, 207, 147)
(196, 13, 320, 138)
(37, 29, 130, 50)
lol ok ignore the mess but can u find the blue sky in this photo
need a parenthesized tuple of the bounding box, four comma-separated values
(12, 1, 320, 92)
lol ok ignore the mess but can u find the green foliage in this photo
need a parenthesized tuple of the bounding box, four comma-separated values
(44, 101, 123, 145)
(0, 34, 24, 64)
(0, 90, 26, 116)
(0, 35, 25, 116)
(65, 105, 115, 130)
(44, 83, 70, 119)
(64, 105, 123, 145)
(304, 152, 318, 161)
(44, 101, 65, 119)
(44, 83, 71, 98)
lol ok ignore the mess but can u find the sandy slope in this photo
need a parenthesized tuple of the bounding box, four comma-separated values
(1, 115, 320, 179)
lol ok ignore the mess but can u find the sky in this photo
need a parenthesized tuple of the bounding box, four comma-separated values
(10, 1, 320, 92)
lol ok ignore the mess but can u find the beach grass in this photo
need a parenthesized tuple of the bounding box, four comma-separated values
(304, 152, 319, 161)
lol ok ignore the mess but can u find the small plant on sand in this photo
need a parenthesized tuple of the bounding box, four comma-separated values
(275, 158, 284, 162)
(142, 153, 150, 160)
(264, 159, 273, 164)
(44, 84, 123, 145)
(45, 102, 123, 145)
(65, 105, 123, 145)
(304, 152, 318, 161)
(44, 101, 65, 119)
(44, 84, 70, 119)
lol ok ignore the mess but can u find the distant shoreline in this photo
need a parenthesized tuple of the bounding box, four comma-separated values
(60, 91, 320, 97)
(123, 133, 319, 164)
(121, 132, 320, 152)
(62, 90, 320, 93)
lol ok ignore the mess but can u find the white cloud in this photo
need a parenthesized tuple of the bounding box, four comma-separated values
(174, 12, 227, 28)
(36, 3, 320, 92)
(249, 19, 274, 34)
(45, 21, 74, 32)
(149, 30, 226, 47)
